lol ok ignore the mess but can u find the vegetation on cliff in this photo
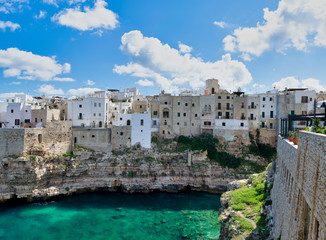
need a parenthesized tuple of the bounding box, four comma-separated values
(219, 164, 273, 239)
(248, 130, 276, 161)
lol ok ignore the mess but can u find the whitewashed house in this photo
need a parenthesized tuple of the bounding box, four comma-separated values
(113, 112, 152, 148)
(5, 94, 33, 128)
(67, 91, 110, 128)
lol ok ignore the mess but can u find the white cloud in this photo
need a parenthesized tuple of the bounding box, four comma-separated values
(136, 79, 154, 86)
(0, 0, 29, 14)
(84, 79, 95, 86)
(272, 76, 326, 91)
(67, 87, 100, 96)
(34, 10, 47, 19)
(0, 48, 71, 81)
(43, 0, 58, 7)
(52, 0, 118, 31)
(253, 83, 265, 89)
(0, 92, 24, 99)
(52, 77, 75, 82)
(38, 84, 64, 95)
(213, 21, 227, 28)
(178, 42, 192, 54)
(10, 81, 21, 85)
(0, 20, 20, 31)
(114, 30, 252, 93)
(223, 0, 326, 58)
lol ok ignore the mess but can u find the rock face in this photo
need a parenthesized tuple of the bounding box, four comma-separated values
(0, 150, 243, 203)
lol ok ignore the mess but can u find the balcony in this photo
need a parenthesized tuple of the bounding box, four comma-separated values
(202, 122, 215, 129)
(248, 117, 257, 120)
(202, 109, 212, 114)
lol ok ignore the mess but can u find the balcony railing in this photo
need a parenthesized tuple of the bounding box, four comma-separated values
(248, 117, 257, 120)
(248, 105, 257, 109)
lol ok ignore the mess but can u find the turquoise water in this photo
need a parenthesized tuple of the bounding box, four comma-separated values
(0, 192, 221, 240)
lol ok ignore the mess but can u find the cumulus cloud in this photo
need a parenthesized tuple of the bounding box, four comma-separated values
(0, 20, 20, 31)
(114, 30, 252, 93)
(272, 76, 326, 91)
(213, 21, 227, 28)
(223, 0, 326, 58)
(84, 79, 95, 86)
(0, 92, 24, 100)
(52, 77, 75, 82)
(34, 10, 47, 19)
(178, 42, 192, 54)
(0, 48, 71, 81)
(38, 84, 64, 95)
(52, 0, 118, 31)
(136, 79, 154, 86)
(67, 87, 100, 96)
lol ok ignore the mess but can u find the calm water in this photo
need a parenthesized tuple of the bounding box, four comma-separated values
(0, 192, 221, 240)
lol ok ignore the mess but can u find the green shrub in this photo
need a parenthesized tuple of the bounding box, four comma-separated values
(63, 151, 76, 159)
(234, 217, 254, 232)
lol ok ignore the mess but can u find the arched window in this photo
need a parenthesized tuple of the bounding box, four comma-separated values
(127, 120, 131, 126)
(163, 108, 169, 118)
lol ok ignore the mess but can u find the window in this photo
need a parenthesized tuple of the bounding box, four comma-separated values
(11, 109, 14, 113)
(270, 97, 272, 101)
(212, 88, 215, 94)
(262, 122, 265, 128)
(177, 122, 179, 125)
(270, 123, 273, 129)
(153, 120, 157, 126)
(127, 120, 131, 125)
(301, 96, 308, 103)
(226, 96, 230, 99)
(177, 112, 180, 117)
(92, 135, 95, 138)
(162, 130, 165, 134)
(270, 111, 274, 118)
(15, 119, 20, 125)
(250, 114, 254, 120)
(35, 118, 38, 122)
(120, 132, 123, 136)
(183, 113, 186, 117)
(222, 122, 226, 126)
(140, 105, 142, 108)
(164, 101, 168, 105)
(310, 98, 312, 101)
(251, 102, 254, 108)
(79, 104, 82, 108)
(240, 123, 244, 127)
(38, 134, 42, 143)
(164, 121, 167, 125)
(218, 96, 221, 99)
(218, 103, 221, 110)
(25, 110, 28, 113)
(195, 114, 198, 117)
(94, 103, 97, 107)
(263, 97, 266, 101)
(78, 113, 82, 120)
(178, 102, 180, 105)
(226, 112, 230, 119)
(192, 103, 195, 107)
(153, 111, 158, 116)
(226, 103, 230, 110)
(163, 109, 169, 118)
(204, 121, 211, 126)
(140, 119, 144, 126)
(241, 102, 244, 108)
(120, 118, 123, 121)
(291, 110, 295, 116)
(99, 121, 102, 127)
(99, 113, 101, 117)
(262, 112, 265, 118)
(218, 112, 222, 118)
(99, 103, 101, 107)
(185, 103, 188, 106)
(94, 113, 96, 117)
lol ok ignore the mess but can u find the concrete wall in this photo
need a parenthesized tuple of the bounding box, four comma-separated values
(0, 129, 25, 157)
(111, 125, 131, 150)
(272, 132, 326, 240)
(73, 128, 112, 152)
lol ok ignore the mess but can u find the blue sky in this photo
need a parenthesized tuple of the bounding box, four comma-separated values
(0, 0, 325, 99)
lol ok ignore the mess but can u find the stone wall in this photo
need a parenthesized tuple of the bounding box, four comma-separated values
(0, 129, 25, 157)
(272, 132, 326, 240)
(73, 128, 112, 152)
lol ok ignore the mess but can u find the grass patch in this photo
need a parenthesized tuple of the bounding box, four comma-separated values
(62, 151, 76, 159)
(234, 217, 254, 232)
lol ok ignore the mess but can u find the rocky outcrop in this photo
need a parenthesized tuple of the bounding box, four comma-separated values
(218, 163, 275, 240)
(0, 149, 248, 203)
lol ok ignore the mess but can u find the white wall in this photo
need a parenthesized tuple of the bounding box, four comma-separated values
(6, 103, 31, 128)
(259, 91, 277, 119)
(215, 119, 249, 130)
(113, 112, 151, 148)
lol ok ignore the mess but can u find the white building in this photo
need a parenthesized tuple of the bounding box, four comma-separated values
(5, 94, 33, 128)
(259, 89, 278, 128)
(113, 112, 152, 148)
(67, 91, 110, 128)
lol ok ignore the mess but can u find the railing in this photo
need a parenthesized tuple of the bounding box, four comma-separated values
(202, 109, 212, 114)
(248, 117, 257, 120)
(216, 116, 231, 119)
(248, 105, 257, 109)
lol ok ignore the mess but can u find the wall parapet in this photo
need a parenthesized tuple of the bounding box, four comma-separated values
(272, 131, 326, 240)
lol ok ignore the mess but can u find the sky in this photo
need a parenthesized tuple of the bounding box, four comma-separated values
(0, 0, 326, 99)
